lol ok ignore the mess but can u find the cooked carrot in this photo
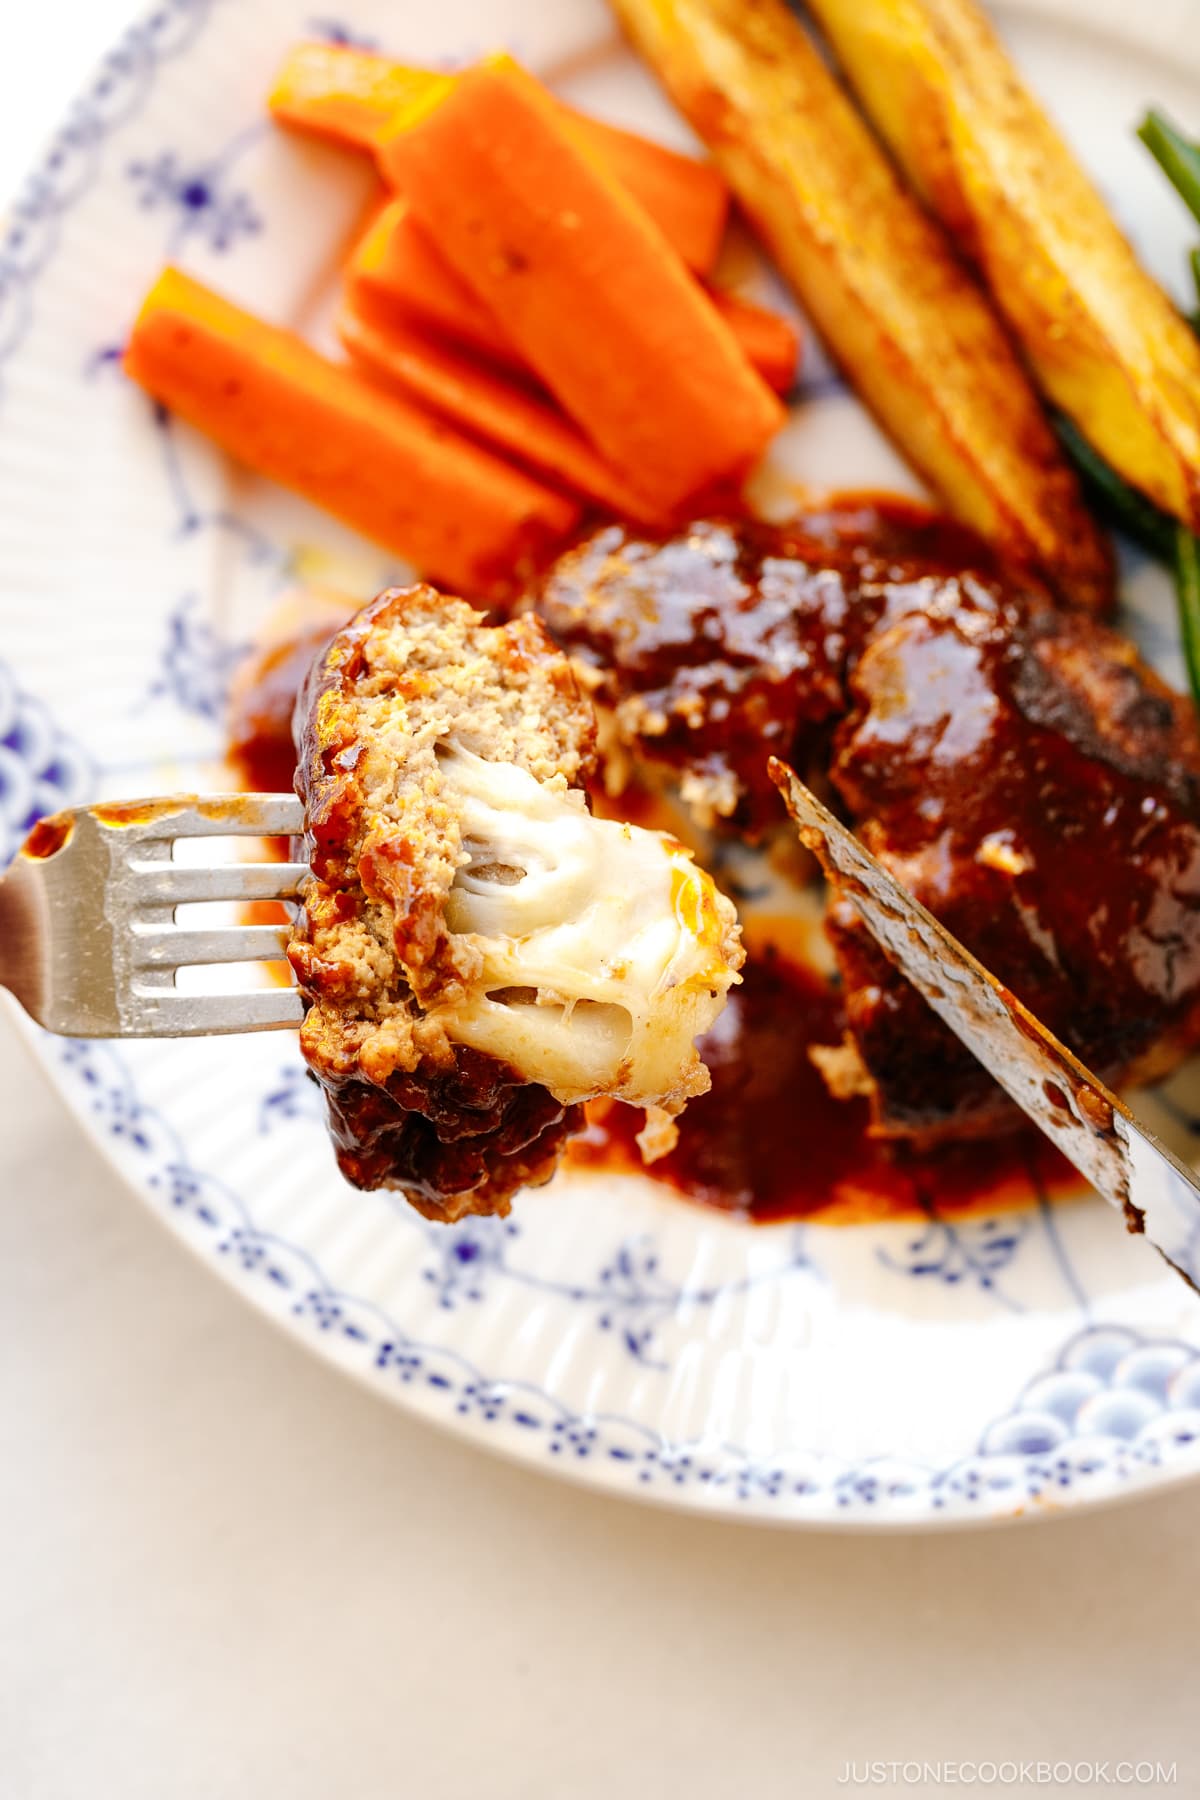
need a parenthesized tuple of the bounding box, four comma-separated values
(585, 113, 728, 276)
(339, 289, 666, 521)
(707, 291, 800, 394)
(269, 43, 728, 272)
(268, 42, 450, 149)
(375, 60, 784, 513)
(349, 197, 799, 390)
(350, 199, 511, 365)
(124, 268, 579, 597)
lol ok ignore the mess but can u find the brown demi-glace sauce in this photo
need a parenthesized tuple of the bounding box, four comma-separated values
(228, 616, 347, 797)
(569, 948, 1076, 1224)
(536, 494, 1005, 834)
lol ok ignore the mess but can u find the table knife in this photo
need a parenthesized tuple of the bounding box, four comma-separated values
(772, 760, 1200, 1292)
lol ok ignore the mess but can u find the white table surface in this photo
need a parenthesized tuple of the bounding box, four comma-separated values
(3, 7, 1199, 1797)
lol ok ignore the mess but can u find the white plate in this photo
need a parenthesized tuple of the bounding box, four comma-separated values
(5, 0, 1200, 1529)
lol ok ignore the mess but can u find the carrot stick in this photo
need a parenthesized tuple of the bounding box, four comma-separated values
(350, 199, 511, 365)
(123, 268, 579, 598)
(269, 43, 728, 273)
(338, 289, 666, 521)
(349, 197, 799, 390)
(375, 60, 784, 513)
(581, 114, 728, 276)
(707, 291, 800, 394)
(268, 43, 450, 149)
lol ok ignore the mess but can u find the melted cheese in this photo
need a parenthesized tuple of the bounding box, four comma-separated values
(438, 748, 740, 1108)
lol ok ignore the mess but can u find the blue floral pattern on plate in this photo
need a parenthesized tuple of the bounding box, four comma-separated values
(147, 593, 250, 723)
(46, 1034, 1200, 1516)
(127, 148, 261, 251)
(877, 1213, 1033, 1309)
(414, 1215, 816, 1368)
(0, 663, 94, 865)
(0, 1, 216, 394)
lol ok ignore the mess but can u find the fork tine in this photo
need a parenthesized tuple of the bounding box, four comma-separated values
(130, 988, 306, 1035)
(132, 923, 292, 969)
(165, 794, 305, 838)
(101, 794, 305, 840)
(132, 863, 308, 904)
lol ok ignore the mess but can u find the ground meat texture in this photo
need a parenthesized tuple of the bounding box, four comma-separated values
(290, 585, 596, 1221)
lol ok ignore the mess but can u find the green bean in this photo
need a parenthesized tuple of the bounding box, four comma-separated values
(1128, 114, 1200, 710)
(1173, 526, 1200, 709)
(1138, 109, 1200, 227)
(1053, 415, 1177, 561)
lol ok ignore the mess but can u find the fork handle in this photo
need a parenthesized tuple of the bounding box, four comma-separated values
(0, 850, 45, 1021)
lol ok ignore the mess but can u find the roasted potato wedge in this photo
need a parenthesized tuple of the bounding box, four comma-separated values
(807, 0, 1200, 531)
(610, 0, 1113, 612)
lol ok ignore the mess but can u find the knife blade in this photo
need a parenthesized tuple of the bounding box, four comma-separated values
(770, 760, 1200, 1291)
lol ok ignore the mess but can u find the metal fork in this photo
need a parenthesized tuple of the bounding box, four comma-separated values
(0, 794, 306, 1036)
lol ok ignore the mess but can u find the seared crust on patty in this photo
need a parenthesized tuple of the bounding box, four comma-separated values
(825, 598, 1200, 1146)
